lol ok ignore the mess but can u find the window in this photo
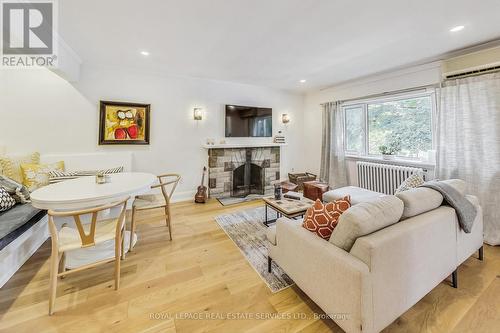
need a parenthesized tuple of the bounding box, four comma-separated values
(343, 93, 434, 159)
(344, 105, 365, 153)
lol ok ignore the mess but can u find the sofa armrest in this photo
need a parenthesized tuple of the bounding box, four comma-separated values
(271, 217, 372, 333)
(349, 206, 457, 332)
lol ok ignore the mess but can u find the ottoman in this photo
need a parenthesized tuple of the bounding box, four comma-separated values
(323, 186, 383, 205)
(303, 181, 329, 201)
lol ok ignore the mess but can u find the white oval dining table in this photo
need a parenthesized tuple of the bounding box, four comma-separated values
(30, 172, 157, 269)
(31, 172, 157, 211)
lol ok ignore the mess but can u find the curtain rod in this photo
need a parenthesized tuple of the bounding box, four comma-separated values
(320, 84, 438, 106)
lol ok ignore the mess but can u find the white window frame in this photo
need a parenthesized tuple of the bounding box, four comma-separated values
(342, 90, 437, 161)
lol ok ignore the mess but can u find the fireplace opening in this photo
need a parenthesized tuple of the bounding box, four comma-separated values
(232, 163, 264, 197)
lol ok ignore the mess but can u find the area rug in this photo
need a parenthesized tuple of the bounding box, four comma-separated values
(217, 194, 265, 206)
(214, 207, 294, 293)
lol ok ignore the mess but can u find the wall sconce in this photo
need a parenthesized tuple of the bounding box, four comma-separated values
(281, 114, 290, 124)
(193, 108, 203, 120)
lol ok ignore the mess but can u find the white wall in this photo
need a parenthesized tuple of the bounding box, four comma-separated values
(301, 62, 442, 183)
(0, 67, 304, 200)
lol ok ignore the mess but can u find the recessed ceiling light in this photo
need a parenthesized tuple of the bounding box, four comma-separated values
(140, 51, 150, 56)
(299, 79, 306, 83)
(450, 25, 465, 32)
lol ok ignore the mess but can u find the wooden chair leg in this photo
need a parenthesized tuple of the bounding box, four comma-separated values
(165, 206, 172, 241)
(114, 238, 121, 290)
(478, 246, 484, 261)
(268, 256, 272, 273)
(48, 252, 60, 315)
(121, 232, 126, 260)
(129, 207, 136, 253)
(58, 252, 66, 279)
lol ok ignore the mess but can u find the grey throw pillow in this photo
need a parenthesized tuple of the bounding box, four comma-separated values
(0, 187, 16, 212)
(0, 175, 30, 203)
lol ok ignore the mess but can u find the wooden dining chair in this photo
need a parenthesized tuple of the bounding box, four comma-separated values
(129, 174, 181, 251)
(47, 197, 129, 315)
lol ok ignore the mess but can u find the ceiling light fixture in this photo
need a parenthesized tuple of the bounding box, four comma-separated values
(450, 25, 465, 32)
(140, 51, 150, 56)
(299, 79, 306, 83)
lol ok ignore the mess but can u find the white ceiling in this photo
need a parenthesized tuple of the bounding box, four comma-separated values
(59, 0, 500, 92)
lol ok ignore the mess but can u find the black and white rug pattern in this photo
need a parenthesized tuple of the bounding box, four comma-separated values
(215, 206, 294, 293)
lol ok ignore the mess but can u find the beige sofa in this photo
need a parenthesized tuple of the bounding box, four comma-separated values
(266, 180, 483, 333)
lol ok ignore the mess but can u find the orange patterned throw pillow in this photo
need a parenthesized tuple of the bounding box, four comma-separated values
(302, 197, 351, 239)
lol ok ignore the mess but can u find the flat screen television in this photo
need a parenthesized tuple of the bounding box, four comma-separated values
(225, 105, 272, 137)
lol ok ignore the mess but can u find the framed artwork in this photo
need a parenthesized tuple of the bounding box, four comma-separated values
(99, 101, 150, 145)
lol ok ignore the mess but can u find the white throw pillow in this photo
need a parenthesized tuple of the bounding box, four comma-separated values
(395, 174, 424, 193)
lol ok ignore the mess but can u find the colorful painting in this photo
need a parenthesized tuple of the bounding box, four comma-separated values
(99, 101, 150, 145)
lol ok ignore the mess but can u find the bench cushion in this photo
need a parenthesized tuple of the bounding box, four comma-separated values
(0, 204, 45, 250)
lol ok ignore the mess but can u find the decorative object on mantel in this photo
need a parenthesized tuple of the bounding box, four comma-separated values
(273, 130, 286, 144)
(193, 107, 203, 120)
(99, 101, 150, 145)
(206, 138, 215, 145)
(288, 172, 317, 191)
(281, 114, 290, 124)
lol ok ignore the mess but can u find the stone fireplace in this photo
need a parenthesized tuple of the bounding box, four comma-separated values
(207, 146, 280, 198)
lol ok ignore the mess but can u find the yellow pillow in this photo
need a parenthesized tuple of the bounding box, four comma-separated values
(0, 152, 40, 183)
(20, 161, 65, 191)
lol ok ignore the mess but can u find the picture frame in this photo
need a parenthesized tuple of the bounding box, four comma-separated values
(99, 101, 150, 145)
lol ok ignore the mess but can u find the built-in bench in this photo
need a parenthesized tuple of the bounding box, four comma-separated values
(0, 151, 134, 288)
(0, 204, 46, 251)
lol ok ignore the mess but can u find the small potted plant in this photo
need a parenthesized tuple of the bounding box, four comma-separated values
(379, 140, 401, 160)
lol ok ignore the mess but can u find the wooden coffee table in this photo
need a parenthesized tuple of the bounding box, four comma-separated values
(263, 191, 315, 226)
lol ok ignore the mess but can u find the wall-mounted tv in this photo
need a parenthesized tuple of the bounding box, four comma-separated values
(225, 105, 272, 137)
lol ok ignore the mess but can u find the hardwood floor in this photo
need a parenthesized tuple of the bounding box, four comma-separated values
(0, 199, 499, 333)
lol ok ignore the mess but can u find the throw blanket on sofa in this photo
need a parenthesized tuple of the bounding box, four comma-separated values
(420, 181, 477, 233)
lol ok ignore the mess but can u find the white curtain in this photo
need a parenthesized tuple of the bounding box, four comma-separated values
(320, 101, 347, 188)
(438, 72, 500, 245)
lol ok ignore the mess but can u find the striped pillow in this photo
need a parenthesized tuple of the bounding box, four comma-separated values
(49, 166, 124, 183)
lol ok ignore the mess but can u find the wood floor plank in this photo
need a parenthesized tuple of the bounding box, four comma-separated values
(0, 198, 498, 333)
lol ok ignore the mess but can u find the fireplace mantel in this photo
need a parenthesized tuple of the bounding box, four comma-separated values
(202, 143, 287, 149)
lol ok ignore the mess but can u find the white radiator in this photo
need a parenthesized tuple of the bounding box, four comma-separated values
(357, 161, 424, 194)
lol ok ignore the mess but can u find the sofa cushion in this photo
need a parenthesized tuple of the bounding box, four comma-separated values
(0, 203, 45, 250)
(323, 186, 383, 205)
(395, 187, 443, 218)
(302, 197, 351, 239)
(329, 195, 404, 251)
